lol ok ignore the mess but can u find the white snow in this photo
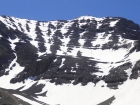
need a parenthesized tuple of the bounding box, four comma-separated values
(8, 37, 19, 51)
(37, 52, 46, 57)
(59, 58, 65, 68)
(33, 76, 140, 105)
(96, 21, 103, 29)
(91, 32, 111, 46)
(0, 60, 25, 89)
(53, 58, 57, 62)
(0, 37, 24, 89)
(60, 20, 73, 34)
(59, 35, 71, 54)
(111, 78, 140, 105)
(78, 39, 85, 46)
(75, 63, 79, 68)
(76, 16, 105, 22)
(0, 16, 15, 29)
(0, 36, 39, 90)
(34, 80, 115, 105)
(77, 16, 95, 20)
(5, 37, 20, 71)
(110, 20, 119, 27)
(13, 94, 41, 105)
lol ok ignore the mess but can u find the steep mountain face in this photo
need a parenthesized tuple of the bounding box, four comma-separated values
(0, 15, 140, 105)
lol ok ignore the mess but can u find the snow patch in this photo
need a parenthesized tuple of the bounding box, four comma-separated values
(59, 58, 65, 68)
(110, 20, 119, 27)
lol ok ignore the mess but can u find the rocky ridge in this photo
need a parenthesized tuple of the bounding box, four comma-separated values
(0, 15, 140, 105)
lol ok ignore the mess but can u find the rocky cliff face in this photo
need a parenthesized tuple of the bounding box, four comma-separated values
(0, 16, 140, 105)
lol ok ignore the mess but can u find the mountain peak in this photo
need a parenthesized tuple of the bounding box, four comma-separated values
(0, 15, 140, 105)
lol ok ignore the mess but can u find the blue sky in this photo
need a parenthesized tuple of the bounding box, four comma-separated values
(0, 0, 140, 24)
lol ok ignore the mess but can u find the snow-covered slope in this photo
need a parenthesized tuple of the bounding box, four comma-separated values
(0, 15, 140, 105)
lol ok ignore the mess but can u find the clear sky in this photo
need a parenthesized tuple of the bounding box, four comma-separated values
(0, 0, 139, 24)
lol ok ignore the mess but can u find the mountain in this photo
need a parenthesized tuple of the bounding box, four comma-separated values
(0, 15, 140, 105)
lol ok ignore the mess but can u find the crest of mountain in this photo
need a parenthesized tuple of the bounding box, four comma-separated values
(0, 15, 140, 105)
